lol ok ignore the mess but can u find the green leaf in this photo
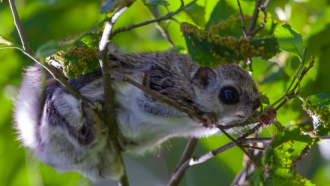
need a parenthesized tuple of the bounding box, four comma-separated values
(205, 0, 245, 38)
(205, 0, 236, 29)
(270, 126, 316, 148)
(47, 30, 102, 78)
(275, 23, 304, 59)
(184, 4, 205, 27)
(144, 0, 169, 7)
(205, 0, 276, 38)
(260, 94, 270, 105)
(100, 0, 135, 13)
(273, 174, 316, 186)
(302, 91, 330, 136)
(181, 22, 279, 68)
(100, 0, 116, 13)
(207, 13, 246, 38)
(260, 66, 289, 84)
(36, 40, 62, 57)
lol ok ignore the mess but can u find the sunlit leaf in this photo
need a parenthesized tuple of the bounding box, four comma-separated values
(181, 22, 279, 68)
(275, 23, 304, 59)
(36, 40, 62, 57)
(261, 95, 270, 105)
(184, 4, 205, 27)
(205, 0, 236, 29)
(270, 126, 316, 147)
(273, 174, 316, 186)
(144, 0, 169, 7)
(302, 91, 330, 136)
(260, 66, 289, 84)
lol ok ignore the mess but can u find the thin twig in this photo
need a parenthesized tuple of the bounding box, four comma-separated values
(155, 22, 175, 48)
(98, 7, 130, 186)
(247, 0, 262, 35)
(167, 160, 190, 186)
(142, 1, 175, 48)
(110, 0, 197, 39)
(237, 0, 247, 37)
(275, 59, 315, 111)
(217, 126, 264, 176)
(192, 135, 330, 166)
(240, 145, 265, 151)
(264, 0, 271, 7)
(169, 131, 330, 186)
(249, 3, 268, 36)
(174, 138, 198, 172)
(167, 123, 263, 186)
(8, 0, 31, 53)
(230, 149, 263, 186)
(8, 0, 90, 103)
(168, 137, 274, 186)
(291, 145, 310, 166)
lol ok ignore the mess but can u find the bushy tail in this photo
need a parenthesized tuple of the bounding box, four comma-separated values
(14, 65, 47, 149)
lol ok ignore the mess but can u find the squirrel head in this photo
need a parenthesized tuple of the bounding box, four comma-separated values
(191, 64, 260, 126)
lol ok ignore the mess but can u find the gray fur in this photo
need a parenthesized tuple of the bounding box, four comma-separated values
(14, 47, 260, 181)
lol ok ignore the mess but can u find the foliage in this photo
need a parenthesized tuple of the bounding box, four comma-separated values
(263, 126, 319, 186)
(47, 30, 102, 78)
(275, 23, 304, 60)
(144, 0, 169, 8)
(302, 91, 330, 136)
(100, 0, 135, 13)
(181, 22, 279, 68)
(1, 0, 330, 186)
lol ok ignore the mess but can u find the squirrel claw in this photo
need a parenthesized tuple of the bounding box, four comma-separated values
(202, 112, 218, 129)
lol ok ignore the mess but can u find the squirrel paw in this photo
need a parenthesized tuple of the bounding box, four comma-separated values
(202, 112, 218, 129)
(88, 102, 103, 111)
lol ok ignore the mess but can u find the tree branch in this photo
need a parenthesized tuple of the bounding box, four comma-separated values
(248, 4, 267, 36)
(237, 0, 247, 37)
(174, 138, 198, 172)
(168, 134, 330, 186)
(275, 58, 315, 111)
(109, 0, 197, 39)
(247, 0, 262, 35)
(98, 7, 130, 186)
(217, 125, 265, 177)
(141, 0, 175, 48)
(167, 137, 273, 186)
(8, 0, 31, 53)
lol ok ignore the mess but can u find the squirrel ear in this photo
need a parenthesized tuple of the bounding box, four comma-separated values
(191, 66, 216, 88)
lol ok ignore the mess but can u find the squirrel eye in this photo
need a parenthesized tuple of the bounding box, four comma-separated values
(219, 86, 239, 104)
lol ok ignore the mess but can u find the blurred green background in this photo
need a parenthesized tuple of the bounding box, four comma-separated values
(1, 0, 330, 185)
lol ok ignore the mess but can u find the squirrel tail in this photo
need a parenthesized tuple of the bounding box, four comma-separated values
(13, 65, 47, 149)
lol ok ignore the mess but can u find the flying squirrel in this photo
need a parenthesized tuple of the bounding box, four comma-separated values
(14, 46, 261, 181)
